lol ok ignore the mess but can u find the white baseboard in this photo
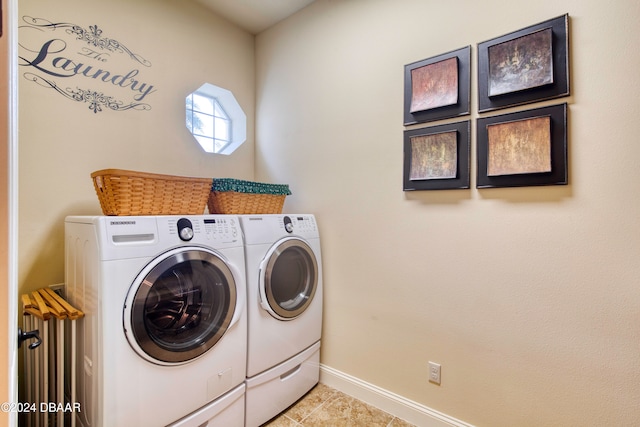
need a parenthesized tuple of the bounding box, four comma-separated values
(319, 364, 475, 427)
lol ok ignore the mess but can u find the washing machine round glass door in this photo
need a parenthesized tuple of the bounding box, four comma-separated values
(261, 238, 318, 320)
(124, 247, 237, 364)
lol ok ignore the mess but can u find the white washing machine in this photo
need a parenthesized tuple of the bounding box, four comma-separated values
(239, 214, 323, 427)
(64, 215, 247, 427)
(167, 383, 245, 427)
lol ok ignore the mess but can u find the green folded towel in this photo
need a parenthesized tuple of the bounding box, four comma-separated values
(211, 178, 292, 196)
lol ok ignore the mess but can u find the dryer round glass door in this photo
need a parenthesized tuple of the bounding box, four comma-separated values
(124, 247, 237, 364)
(261, 238, 318, 320)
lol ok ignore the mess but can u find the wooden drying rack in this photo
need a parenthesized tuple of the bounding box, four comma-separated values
(22, 287, 84, 320)
(21, 287, 84, 427)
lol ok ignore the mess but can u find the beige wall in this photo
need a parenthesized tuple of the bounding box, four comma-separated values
(256, 1, 640, 426)
(12, 0, 640, 426)
(18, 0, 255, 295)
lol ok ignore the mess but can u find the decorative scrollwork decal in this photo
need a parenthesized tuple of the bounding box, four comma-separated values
(23, 72, 152, 114)
(19, 15, 156, 114)
(21, 16, 151, 67)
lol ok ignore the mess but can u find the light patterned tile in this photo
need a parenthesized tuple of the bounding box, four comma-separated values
(388, 416, 417, 427)
(283, 383, 342, 422)
(300, 394, 394, 427)
(261, 383, 417, 427)
(262, 414, 302, 427)
(265, 415, 300, 426)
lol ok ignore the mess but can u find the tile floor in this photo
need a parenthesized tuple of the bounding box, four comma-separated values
(262, 383, 417, 427)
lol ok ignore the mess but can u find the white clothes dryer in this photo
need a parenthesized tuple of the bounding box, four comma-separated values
(239, 214, 323, 427)
(65, 215, 247, 427)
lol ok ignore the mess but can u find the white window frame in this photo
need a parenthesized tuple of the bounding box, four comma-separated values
(186, 83, 246, 155)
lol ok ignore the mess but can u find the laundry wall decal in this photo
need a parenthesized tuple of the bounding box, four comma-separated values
(19, 16, 156, 113)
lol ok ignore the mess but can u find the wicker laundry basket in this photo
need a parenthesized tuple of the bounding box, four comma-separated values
(91, 169, 212, 216)
(208, 179, 291, 214)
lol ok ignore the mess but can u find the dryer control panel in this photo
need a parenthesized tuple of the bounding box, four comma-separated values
(239, 214, 319, 245)
(281, 215, 318, 236)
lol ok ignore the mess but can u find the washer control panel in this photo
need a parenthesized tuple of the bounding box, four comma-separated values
(202, 217, 239, 241)
(165, 216, 240, 245)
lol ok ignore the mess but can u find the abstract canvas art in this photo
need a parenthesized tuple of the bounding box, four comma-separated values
(476, 103, 567, 188)
(403, 121, 470, 191)
(488, 28, 553, 97)
(410, 58, 459, 113)
(404, 46, 470, 124)
(409, 131, 458, 180)
(477, 14, 569, 112)
(486, 116, 551, 176)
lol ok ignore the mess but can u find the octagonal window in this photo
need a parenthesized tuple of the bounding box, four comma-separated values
(186, 83, 246, 155)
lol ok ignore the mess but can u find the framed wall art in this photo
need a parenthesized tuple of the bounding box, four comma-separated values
(404, 46, 471, 125)
(477, 14, 569, 113)
(403, 120, 470, 191)
(476, 103, 567, 188)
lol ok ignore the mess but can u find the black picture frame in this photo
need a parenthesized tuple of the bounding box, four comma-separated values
(476, 103, 567, 188)
(477, 14, 569, 113)
(404, 46, 471, 125)
(403, 120, 470, 191)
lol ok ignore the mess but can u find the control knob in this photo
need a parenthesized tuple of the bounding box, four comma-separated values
(284, 216, 294, 233)
(177, 218, 194, 241)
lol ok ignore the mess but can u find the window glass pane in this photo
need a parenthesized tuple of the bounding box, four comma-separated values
(193, 111, 213, 137)
(185, 109, 193, 132)
(196, 135, 214, 153)
(192, 93, 214, 115)
(215, 118, 230, 141)
(214, 102, 228, 119)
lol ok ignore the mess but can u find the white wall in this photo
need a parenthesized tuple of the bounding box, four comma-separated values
(1, 0, 13, 423)
(18, 0, 255, 294)
(255, 1, 640, 425)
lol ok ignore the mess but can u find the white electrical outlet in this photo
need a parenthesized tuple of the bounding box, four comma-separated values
(428, 361, 441, 385)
